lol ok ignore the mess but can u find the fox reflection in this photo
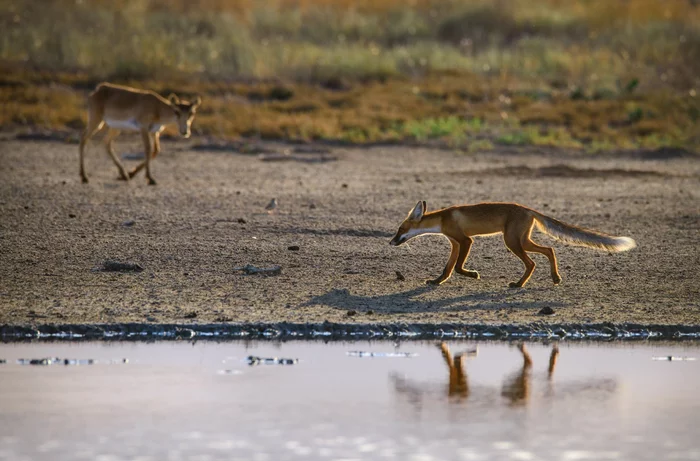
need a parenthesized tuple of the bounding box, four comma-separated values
(440, 342, 558, 404)
(392, 342, 566, 406)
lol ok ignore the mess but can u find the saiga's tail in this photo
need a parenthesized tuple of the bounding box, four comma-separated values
(533, 212, 636, 252)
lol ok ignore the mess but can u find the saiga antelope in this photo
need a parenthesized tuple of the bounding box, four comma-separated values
(79, 82, 201, 185)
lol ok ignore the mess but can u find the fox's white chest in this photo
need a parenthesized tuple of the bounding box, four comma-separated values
(104, 118, 164, 133)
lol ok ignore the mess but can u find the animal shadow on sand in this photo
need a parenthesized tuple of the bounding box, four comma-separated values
(301, 285, 563, 314)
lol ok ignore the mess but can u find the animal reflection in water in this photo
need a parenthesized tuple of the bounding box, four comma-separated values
(391, 342, 616, 407)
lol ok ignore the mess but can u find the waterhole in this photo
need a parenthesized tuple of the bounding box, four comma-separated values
(0, 341, 698, 460)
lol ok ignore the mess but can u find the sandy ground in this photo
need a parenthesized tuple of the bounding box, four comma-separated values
(0, 137, 699, 328)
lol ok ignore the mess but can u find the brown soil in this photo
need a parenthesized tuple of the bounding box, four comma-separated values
(0, 138, 699, 328)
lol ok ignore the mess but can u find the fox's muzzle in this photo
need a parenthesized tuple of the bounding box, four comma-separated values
(389, 235, 405, 246)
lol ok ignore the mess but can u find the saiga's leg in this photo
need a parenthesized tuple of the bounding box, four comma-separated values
(78, 118, 104, 184)
(139, 129, 156, 185)
(103, 129, 129, 181)
(129, 131, 161, 178)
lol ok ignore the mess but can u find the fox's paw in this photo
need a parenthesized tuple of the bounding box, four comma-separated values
(147, 178, 158, 186)
(552, 274, 562, 285)
(81, 177, 89, 184)
(508, 281, 524, 288)
(457, 269, 480, 279)
(425, 278, 445, 286)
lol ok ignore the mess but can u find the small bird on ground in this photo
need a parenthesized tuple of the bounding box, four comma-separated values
(265, 198, 278, 213)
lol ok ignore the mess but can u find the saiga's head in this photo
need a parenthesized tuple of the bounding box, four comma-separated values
(389, 201, 426, 246)
(168, 94, 202, 138)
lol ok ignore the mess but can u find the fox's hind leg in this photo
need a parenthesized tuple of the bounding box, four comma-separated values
(522, 238, 561, 284)
(504, 222, 536, 288)
(454, 237, 480, 279)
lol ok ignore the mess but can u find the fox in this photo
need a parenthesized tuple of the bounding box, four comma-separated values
(389, 201, 636, 288)
(79, 82, 202, 185)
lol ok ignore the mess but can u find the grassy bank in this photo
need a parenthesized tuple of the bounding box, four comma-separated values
(1, 0, 698, 150)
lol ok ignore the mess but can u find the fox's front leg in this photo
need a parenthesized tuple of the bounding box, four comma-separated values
(454, 237, 480, 279)
(427, 239, 460, 285)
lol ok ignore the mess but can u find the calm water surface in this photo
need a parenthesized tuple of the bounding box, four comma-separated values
(0, 341, 699, 461)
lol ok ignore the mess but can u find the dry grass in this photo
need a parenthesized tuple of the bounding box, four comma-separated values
(0, 0, 698, 151)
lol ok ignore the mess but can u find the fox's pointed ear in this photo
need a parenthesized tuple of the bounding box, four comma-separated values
(421, 201, 427, 214)
(409, 201, 424, 221)
(192, 95, 202, 107)
(168, 93, 180, 105)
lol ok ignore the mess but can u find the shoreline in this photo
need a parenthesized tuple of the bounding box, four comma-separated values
(3, 322, 700, 342)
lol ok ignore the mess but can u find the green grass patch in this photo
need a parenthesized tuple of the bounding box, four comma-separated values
(0, 68, 697, 153)
(1, 0, 698, 152)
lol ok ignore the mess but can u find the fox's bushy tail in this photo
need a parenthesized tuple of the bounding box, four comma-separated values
(533, 212, 636, 252)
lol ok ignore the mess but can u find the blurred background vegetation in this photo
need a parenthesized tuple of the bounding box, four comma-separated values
(1, 0, 698, 151)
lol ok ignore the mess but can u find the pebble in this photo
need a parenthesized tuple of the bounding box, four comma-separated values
(99, 260, 144, 273)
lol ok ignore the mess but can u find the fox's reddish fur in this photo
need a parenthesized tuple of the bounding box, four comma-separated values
(390, 201, 636, 287)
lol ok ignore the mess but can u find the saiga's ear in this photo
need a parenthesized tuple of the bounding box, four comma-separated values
(192, 95, 202, 107)
(409, 201, 425, 221)
(168, 93, 180, 105)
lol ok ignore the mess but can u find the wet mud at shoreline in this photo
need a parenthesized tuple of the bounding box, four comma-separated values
(2, 322, 700, 342)
(0, 139, 699, 328)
